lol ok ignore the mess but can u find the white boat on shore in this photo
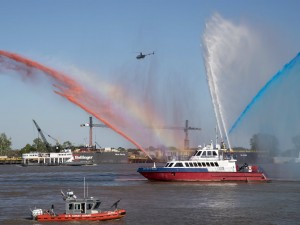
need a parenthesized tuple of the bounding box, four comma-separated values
(22, 149, 93, 166)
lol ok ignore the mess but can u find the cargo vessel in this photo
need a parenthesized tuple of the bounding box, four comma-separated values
(73, 148, 128, 164)
(137, 141, 269, 182)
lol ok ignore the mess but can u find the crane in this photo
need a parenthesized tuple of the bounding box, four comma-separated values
(32, 119, 51, 152)
(183, 120, 202, 149)
(153, 120, 201, 149)
(80, 117, 107, 148)
(80, 117, 200, 149)
(47, 134, 59, 145)
(47, 134, 61, 151)
(95, 141, 101, 149)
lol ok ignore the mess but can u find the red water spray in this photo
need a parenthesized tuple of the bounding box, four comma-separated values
(0, 50, 152, 160)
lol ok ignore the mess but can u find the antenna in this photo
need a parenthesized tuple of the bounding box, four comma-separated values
(215, 126, 218, 147)
(84, 177, 85, 199)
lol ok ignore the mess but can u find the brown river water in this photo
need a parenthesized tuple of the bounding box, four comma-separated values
(0, 163, 300, 225)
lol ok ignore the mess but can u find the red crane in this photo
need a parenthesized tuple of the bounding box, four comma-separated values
(155, 120, 201, 149)
(80, 117, 107, 148)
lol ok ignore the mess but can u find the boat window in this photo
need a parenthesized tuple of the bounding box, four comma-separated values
(169, 163, 174, 167)
(69, 204, 73, 210)
(210, 162, 214, 167)
(189, 162, 193, 167)
(214, 162, 219, 166)
(175, 162, 184, 167)
(206, 162, 210, 167)
(87, 203, 93, 210)
(81, 203, 85, 213)
(201, 151, 206, 157)
(193, 162, 198, 167)
(207, 151, 212, 156)
(165, 163, 169, 167)
(94, 201, 101, 209)
(197, 162, 202, 167)
(213, 151, 217, 156)
(196, 151, 202, 156)
(75, 204, 81, 210)
(202, 162, 206, 167)
(185, 163, 190, 167)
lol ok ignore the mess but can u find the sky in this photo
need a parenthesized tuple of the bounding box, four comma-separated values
(1, 0, 300, 150)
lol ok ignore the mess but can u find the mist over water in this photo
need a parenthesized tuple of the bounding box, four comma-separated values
(105, 57, 204, 149)
(231, 54, 300, 151)
(0, 50, 152, 158)
(3, 13, 299, 155)
(229, 53, 300, 133)
(202, 13, 299, 152)
(0, 49, 204, 153)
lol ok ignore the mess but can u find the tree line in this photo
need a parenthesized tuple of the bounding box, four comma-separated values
(1, 132, 300, 158)
(0, 132, 75, 157)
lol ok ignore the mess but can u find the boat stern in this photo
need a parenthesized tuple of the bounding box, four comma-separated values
(31, 208, 43, 220)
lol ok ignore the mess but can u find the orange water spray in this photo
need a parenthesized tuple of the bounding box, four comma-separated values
(0, 50, 153, 160)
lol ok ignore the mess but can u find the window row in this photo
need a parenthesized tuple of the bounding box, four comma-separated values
(166, 162, 219, 168)
(194, 151, 218, 157)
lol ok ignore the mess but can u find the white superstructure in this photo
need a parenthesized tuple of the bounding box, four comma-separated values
(163, 142, 239, 172)
(22, 149, 73, 165)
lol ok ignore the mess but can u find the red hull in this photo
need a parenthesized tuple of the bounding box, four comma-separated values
(36, 209, 126, 222)
(140, 172, 269, 182)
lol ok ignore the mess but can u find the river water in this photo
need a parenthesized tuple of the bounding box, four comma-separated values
(0, 163, 300, 225)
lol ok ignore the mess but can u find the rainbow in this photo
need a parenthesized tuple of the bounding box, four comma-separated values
(0, 50, 181, 157)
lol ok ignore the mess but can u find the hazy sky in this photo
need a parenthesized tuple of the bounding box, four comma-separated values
(1, 0, 300, 150)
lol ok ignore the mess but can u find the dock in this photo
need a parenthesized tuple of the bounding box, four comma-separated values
(0, 157, 22, 165)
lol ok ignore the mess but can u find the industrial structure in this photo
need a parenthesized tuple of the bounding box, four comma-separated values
(80, 117, 107, 148)
(156, 120, 201, 149)
(32, 119, 51, 152)
(80, 117, 201, 149)
(32, 120, 59, 152)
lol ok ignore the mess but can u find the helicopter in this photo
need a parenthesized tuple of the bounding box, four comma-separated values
(136, 51, 155, 59)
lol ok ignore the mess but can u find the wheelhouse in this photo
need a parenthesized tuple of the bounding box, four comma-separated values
(163, 142, 237, 172)
(65, 198, 101, 214)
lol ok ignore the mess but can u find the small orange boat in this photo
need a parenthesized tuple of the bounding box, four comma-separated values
(31, 181, 126, 222)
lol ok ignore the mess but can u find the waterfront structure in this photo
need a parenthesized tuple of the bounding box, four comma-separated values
(22, 149, 73, 165)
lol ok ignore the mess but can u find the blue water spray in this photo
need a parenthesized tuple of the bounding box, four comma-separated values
(229, 52, 300, 134)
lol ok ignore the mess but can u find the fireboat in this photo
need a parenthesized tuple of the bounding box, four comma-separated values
(30, 181, 126, 222)
(138, 141, 270, 182)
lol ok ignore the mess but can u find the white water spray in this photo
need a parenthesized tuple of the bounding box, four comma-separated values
(202, 13, 267, 149)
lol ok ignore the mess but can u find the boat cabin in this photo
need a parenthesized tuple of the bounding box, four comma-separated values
(63, 190, 102, 215)
(66, 198, 101, 214)
(163, 142, 237, 172)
